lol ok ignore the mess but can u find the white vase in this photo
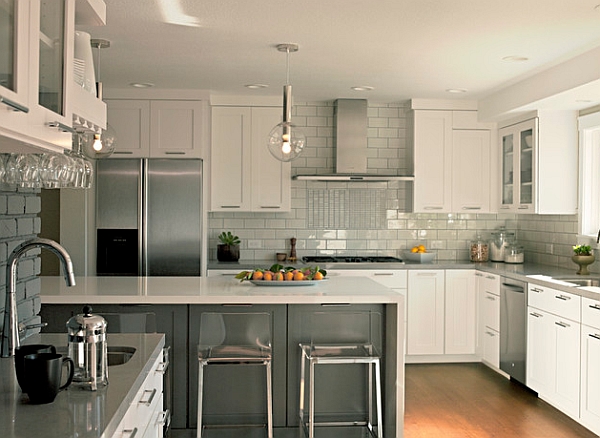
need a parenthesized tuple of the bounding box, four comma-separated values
(74, 31, 96, 96)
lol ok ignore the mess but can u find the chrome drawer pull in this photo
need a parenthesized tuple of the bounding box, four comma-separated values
(165, 151, 186, 155)
(555, 295, 571, 301)
(138, 388, 157, 406)
(555, 321, 570, 328)
(157, 409, 171, 427)
(485, 331, 496, 337)
(260, 206, 281, 209)
(220, 205, 241, 209)
(590, 334, 600, 341)
(589, 304, 600, 311)
(486, 275, 496, 280)
(0, 95, 29, 113)
(113, 151, 134, 154)
(123, 428, 138, 438)
(475, 273, 483, 277)
(47, 121, 75, 133)
(486, 296, 496, 301)
(373, 272, 394, 276)
(423, 206, 443, 210)
(530, 287, 543, 293)
(529, 312, 543, 318)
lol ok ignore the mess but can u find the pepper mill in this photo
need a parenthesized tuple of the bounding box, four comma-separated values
(289, 238, 297, 262)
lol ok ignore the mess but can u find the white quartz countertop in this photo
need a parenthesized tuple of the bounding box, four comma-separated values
(40, 275, 403, 305)
(0, 333, 164, 438)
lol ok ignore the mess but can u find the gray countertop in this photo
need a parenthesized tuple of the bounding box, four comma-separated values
(0, 333, 165, 438)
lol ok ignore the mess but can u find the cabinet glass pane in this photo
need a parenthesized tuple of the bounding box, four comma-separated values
(520, 129, 533, 204)
(502, 133, 513, 205)
(38, 0, 64, 115)
(0, 0, 15, 91)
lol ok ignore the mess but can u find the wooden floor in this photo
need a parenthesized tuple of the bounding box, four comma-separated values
(404, 363, 597, 438)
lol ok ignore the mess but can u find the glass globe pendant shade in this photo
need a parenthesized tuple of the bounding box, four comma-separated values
(267, 121, 305, 162)
(82, 123, 117, 159)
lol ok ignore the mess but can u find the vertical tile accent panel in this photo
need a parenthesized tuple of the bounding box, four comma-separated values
(307, 188, 386, 229)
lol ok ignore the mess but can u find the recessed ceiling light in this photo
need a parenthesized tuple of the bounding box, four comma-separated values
(351, 86, 374, 91)
(129, 82, 155, 88)
(502, 56, 529, 62)
(446, 88, 468, 94)
(245, 84, 269, 89)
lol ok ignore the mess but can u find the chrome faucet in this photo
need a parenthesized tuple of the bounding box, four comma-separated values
(1, 238, 76, 358)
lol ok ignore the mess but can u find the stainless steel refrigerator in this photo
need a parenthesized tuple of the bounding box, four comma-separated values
(95, 159, 203, 276)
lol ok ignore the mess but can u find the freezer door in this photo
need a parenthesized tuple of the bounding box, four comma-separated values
(145, 159, 202, 276)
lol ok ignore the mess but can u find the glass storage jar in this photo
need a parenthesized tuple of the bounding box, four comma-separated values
(490, 227, 515, 262)
(470, 236, 489, 262)
(504, 244, 524, 264)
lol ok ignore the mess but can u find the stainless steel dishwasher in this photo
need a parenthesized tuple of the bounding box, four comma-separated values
(500, 278, 527, 385)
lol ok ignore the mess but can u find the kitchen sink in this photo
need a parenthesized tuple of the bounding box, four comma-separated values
(553, 276, 600, 287)
(55, 346, 136, 366)
(107, 346, 136, 366)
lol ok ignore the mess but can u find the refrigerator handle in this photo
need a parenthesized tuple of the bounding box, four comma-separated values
(140, 159, 147, 276)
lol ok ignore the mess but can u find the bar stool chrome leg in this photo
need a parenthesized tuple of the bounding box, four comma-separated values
(266, 359, 273, 438)
(197, 360, 206, 438)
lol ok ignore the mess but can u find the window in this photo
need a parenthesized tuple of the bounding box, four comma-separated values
(578, 112, 600, 239)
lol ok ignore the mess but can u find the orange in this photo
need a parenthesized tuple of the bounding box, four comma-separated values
(284, 271, 294, 281)
(313, 271, 324, 280)
(252, 270, 264, 280)
(418, 245, 426, 252)
(263, 272, 273, 281)
(411, 247, 418, 253)
(293, 271, 304, 281)
(274, 272, 284, 281)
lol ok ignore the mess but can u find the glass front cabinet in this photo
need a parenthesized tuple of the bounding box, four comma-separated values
(0, 0, 31, 134)
(0, 0, 106, 153)
(499, 118, 537, 213)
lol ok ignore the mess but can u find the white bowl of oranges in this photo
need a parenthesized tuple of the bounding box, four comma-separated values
(404, 245, 435, 263)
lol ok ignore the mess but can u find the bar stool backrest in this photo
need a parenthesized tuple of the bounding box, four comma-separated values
(304, 310, 382, 353)
(198, 312, 272, 352)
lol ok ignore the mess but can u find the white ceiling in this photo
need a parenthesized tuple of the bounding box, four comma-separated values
(80, 0, 600, 107)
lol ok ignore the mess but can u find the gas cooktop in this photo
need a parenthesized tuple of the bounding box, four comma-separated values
(302, 256, 404, 264)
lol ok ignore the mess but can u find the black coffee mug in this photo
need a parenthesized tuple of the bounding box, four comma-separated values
(23, 353, 74, 404)
(14, 344, 56, 393)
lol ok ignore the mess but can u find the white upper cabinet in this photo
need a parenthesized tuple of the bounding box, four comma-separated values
(210, 106, 290, 212)
(452, 129, 491, 212)
(412, 110, 453, 212)
(106, 99, 207, 159)
(0, 0, 106, 153)
(0, 0, 31, 136)
(498, 111, 577, 214)
(411, 103, 495, 213)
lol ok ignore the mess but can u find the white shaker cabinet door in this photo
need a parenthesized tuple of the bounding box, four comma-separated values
(445, 270, 477, 355)
(149, 100, 205, 158)
(250, 107, 290, 212)
(407, 270, 445, 355)
(452, 129, 491, 212)
(107, 100, 151, 158)
(210, 106, 252, 211)
(581, 325, 600, 435)
(412, 111, 452, 213)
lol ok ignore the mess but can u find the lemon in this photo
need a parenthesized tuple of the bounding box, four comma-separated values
(411, 246, 419, 253)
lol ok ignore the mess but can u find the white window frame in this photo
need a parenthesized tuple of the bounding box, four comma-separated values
(578, 112, 600, 240)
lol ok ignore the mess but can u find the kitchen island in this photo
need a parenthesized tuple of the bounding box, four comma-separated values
(39, 275, 405, 437)
(0, 332, 165, 438)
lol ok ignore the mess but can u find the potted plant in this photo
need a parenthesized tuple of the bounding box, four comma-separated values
(217, 231, 241, 262)
(572, 245, 595, 275)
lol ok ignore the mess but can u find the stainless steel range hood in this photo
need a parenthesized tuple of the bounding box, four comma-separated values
(293, 99, 414, 182)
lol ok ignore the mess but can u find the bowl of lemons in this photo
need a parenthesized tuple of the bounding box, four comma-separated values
(404, 245, 435, 263)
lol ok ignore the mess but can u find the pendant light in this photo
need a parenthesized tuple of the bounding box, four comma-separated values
(267, 43, 306, 162)
(83, 39, 116, 159)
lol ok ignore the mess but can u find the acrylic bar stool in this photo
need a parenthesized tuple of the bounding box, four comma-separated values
(197, 312, 273, 438)
(298, 311, 383, 438)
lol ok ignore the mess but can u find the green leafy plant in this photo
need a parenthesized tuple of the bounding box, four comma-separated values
(218, 231, 240, 246)
(573, 245, 593, 256)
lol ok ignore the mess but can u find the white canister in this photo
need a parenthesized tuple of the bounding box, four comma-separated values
(74, 31, 96, 96)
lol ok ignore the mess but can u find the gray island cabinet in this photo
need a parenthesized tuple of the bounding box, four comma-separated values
(39, 275, 405, 437)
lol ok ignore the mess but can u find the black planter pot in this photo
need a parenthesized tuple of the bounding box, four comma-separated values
(217, 244, 240, 262)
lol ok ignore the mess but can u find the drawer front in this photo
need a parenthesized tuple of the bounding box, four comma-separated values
(482, 291, 500, 332)
(481, 273, 500, 296)
(329, 269, 407, 289)
(582, 297, 600, 330)
(528, 284, 580, 322)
